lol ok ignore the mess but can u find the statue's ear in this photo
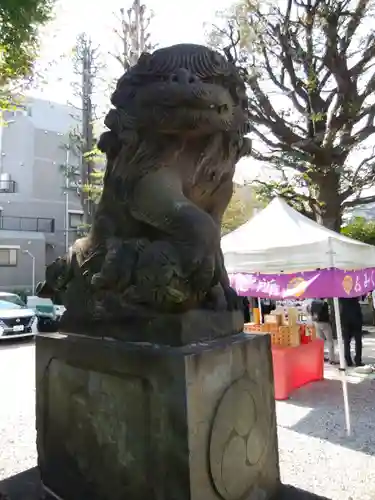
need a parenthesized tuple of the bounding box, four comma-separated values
(138, 52, 152, 65)
(238, 137, 252, 159)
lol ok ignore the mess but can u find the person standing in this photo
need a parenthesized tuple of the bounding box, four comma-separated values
(370, 290, 375, 326)
(310, 298, 336, 364)
(339, 297, 363, 367)
(260, 298, 276, 323)
(242, 296, 251, 323)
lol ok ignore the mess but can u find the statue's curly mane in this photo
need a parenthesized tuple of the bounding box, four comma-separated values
(98, 43, 249, 162)
(97, 45, 250, 199)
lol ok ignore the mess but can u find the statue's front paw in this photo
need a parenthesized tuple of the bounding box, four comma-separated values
(223, 286, 241, 311)
(203, 285, 226, 310)
(91, 273, 106, 289)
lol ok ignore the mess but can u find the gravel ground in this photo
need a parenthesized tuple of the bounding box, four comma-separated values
(0, 334, 375, 499)
(0, 339, 36, 482)
(277, 333, 375, 500)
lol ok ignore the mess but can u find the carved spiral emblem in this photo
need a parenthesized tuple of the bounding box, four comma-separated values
(209, 377, 271, 500)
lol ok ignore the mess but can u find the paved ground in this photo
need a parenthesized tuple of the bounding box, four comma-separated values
(0, 332, 375, 499)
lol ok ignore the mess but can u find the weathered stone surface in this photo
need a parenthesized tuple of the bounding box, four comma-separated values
(36, 43, 252, 331)
(58, 308, 244, 346)
(36, 332, 280, 500)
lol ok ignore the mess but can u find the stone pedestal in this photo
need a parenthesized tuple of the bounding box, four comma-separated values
(36, 332, 280, 500)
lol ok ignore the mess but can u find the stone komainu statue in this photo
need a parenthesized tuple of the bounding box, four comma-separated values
(37, 43, 252, 333)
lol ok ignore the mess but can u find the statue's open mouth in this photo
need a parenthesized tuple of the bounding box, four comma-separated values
(135, 82, 234, 114)
(133, 81, 236, 133)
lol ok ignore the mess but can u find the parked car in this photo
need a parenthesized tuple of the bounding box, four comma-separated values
(26, 296, 60, 333)
(0, 292, 36, 339)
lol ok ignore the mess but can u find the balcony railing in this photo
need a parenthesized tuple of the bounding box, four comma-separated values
(0, 216, 55, 233)
(0, 180, 16, 193)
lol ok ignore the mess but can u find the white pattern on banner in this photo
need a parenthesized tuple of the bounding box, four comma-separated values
(255, 278, 280, 296)
(363, 272, 370, 289)
(354, 275, 362, 293)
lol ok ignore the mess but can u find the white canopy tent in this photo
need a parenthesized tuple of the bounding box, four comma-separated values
(222, 197, 375, 436)
(222, 197, 375, 274)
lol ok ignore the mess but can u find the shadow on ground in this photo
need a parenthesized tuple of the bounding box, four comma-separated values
(275, 485, 330, 499)
(362, 336, 375, 365)
(0, 468, 41, 499)
(0, 338, 35, 352)
(277, 375, 375, 455)
(0, 468, 330, 500)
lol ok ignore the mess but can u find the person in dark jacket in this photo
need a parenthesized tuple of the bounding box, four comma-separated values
(242, 296, 251, 323)
(260, 299, 276, 323)
(339, 297, 363, 367)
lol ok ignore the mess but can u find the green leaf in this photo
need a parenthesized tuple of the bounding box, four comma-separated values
(341, 217, 375, 245)
(221, 187, 262, 235)
(0, 0, 54, 108)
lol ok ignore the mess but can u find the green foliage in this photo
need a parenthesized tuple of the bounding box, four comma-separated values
(60, 128, 105, 216)
(82, 167, 104, 204)
(221, 190, 259, 235)
(341, 217, 375, 245)
(0, 0, 54, 108)
(254, 179, 316, 220)
(83, 146, 102, 161)
(76, 223, 91, 237)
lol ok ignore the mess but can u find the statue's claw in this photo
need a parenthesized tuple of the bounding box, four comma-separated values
(223, 286, 241, 311)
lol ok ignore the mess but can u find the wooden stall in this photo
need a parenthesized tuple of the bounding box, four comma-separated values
(244, 308, 324, 400)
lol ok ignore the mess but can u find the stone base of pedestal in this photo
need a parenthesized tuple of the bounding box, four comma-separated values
(36, 332, 280, 500)
(59, 308, 245, 346)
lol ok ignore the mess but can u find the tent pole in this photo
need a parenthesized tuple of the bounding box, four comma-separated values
(332, 297, 351, 436)
(257, 297, 262, 323)
(328, 238, 351, 436)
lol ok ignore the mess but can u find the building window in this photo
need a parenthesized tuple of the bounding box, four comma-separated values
(9, 108, 26, 118)
(0, 248, 17, 266)
(69, 211, 83, 229)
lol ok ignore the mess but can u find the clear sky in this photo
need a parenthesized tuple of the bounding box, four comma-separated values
(33, 0, 232, 103)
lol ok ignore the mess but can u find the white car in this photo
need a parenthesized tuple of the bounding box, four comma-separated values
(0, 292, 36, 339)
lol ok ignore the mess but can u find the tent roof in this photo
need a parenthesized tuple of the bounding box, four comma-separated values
(221, 197, 375, 274)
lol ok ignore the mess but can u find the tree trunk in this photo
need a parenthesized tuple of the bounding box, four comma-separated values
(311, 169, 342, 339)
(311, 170, 342, 232)
(80, 46, 95, 226)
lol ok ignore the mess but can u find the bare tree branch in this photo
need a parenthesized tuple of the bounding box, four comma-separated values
(209, 0, 375, 230)
(340, 0, 370, 53)
(109, 0, 155, 72)
(343, 195, 375, 208)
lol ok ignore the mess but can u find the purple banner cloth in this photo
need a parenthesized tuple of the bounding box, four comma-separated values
(229, 268, 375, 299)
